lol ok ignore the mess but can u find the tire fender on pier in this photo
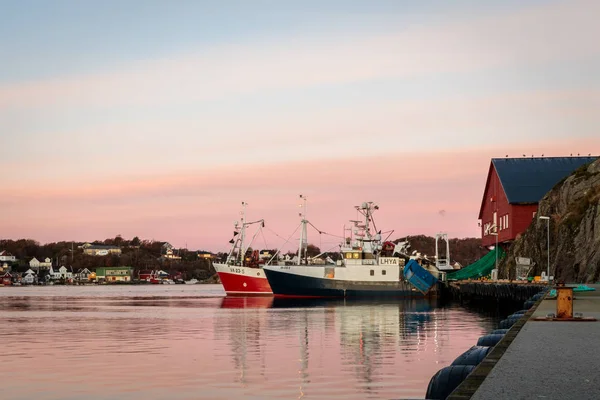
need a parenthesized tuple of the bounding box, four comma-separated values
(451, 346, 492, 366)
(426, 365, 475, 400)
(523, 300, 536, 309)
(499, 315, 522, 329)
(476, 333, 505, 347)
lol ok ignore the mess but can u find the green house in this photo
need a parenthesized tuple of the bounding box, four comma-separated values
(95, 266, 133, 282)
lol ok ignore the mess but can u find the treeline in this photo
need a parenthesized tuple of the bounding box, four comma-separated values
(1, 234, 488, 275)
(0, 236, 217, 280)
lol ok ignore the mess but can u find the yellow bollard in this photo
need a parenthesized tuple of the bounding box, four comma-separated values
(556, 286, 573, 319)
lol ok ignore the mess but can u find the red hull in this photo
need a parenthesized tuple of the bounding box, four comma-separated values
(217, 271, 273, 296)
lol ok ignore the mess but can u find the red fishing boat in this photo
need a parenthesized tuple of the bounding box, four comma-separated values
(213, 202, 273, 296)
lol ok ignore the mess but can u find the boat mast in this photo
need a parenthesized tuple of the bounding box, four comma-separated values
(364, 203, 372, 241)
(298, 195, 307, 265)
(239, 201, 247, 266)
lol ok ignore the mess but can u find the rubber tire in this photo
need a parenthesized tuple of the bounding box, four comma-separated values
(523, 300, 535, 309)
(451, 346, 492, 366)
(499, 315, 522, 329)
(490, 328, 509, 334)
(426, 365, 475, 400)
(476, 334, 505, 347)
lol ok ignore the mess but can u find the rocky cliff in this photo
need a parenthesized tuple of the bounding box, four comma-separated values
(500, 158, 600, 282)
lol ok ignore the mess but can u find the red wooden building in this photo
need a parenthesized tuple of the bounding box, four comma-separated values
(478, 156, 597, 248)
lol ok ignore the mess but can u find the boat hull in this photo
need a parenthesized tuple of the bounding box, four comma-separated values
(214, 263, 273, 296)
(263, 267, 428, 298)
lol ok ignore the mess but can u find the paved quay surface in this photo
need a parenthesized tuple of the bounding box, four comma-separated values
(471, 284, 600, 400)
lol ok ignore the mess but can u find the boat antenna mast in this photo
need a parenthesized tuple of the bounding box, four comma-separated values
(226, 202, 248, 265)
(353, 202, 380, 252)
(298, 194, 308, 265)
(239, 201, 247, 266)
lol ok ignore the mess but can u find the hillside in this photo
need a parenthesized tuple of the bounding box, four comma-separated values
(1, 234, 487, 273)
(0, 237, 216, 280)
(499, 157, 600, 282)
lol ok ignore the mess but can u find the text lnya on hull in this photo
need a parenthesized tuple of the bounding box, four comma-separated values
(263, 201, 439, 298)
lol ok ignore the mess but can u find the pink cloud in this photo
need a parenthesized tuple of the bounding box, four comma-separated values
(3, 138, 598, 251)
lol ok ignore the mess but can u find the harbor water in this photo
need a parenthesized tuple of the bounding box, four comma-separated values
(0, 285, 501, 399)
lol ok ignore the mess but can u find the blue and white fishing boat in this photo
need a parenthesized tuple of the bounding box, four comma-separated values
(263, 201, 438, 298)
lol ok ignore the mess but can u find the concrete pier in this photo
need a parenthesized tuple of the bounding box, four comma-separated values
(465, 284, 600, 400)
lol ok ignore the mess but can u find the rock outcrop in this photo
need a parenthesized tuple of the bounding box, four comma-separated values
(499, 158, 600, 282)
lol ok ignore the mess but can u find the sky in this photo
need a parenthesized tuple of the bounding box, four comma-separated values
(1, 0, 599, 252)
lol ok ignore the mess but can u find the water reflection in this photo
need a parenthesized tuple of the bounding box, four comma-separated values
(0, 286, 499, 400)
(216, 296, 497, 399)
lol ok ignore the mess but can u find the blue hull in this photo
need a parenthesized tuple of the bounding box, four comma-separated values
(403, 260, 438, 294)
(263, 268, 429, 298)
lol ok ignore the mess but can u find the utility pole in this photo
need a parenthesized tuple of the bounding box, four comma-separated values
(539, 216, 550, 279)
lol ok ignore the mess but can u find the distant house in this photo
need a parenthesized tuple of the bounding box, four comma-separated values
(22, 269, 37, 284)
(49, 266, 73, 280)
(29, 257, 52, 270)
(82, 244, 122, 256)
(478, 156, 598, 248)
(0, 250, 16, 262)
(198, 252, 215, 260)
(160, 243, 181, 260)
(139, 269, 169, 282)
(74, 268, 94, 282)
(95, 266, 132, 282)
(139, 270, 154, 281)
(1, 271, 13, 285)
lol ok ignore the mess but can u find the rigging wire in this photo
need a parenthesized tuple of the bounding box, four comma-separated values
(382, 230, 395, 242)
(265, 226, 291, 242)
(266, 223, 301, 265)
(259, 227, 269, 250)
(307, 221, 345, 239)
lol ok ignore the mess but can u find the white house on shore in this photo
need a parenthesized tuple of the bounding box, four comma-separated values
(22, 269, 37, 284)
(29, 257, 52, 270)
(81, 243, 122, 256)
(74, 268, 94, 282)
(49, 266, 73, 280)
(0, 250, 16, 262)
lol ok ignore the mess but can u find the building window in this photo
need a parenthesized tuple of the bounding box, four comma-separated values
(499, 217, 503, 231)
(370, 270, 374, 276)
(382, 270, 386, 275)
(505, 215, 509, 230)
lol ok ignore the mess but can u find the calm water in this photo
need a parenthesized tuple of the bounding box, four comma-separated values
(0, 285, 501, 400)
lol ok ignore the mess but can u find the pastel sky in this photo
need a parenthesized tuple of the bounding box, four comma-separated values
(1, 0, 599, 252)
